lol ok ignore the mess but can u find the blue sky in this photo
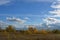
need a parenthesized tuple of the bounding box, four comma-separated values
(1, 0, 60, 28)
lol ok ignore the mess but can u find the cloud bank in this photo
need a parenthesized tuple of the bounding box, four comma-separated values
(49, 0, 60, 17)
(42, 0, 60, 28)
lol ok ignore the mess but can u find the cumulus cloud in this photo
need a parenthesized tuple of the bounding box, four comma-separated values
(43, 0, 60, 28)
(43, 17, 60, 25)
(6, 17, 26, 24)
(0, 20, 8, 29)
(49, 0, 60, 17)
(49, 10, 60, 15)
(42, 17, 60, 28)
(0, 21, 5, 25)
(51, 1, 60, 8)
(0, 21, 8, 25)
(51, 4, 60, 8)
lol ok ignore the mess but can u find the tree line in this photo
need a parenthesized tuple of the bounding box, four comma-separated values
(0, 25, 60, 34)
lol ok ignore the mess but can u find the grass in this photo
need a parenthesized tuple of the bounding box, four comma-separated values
(0, 32, 60, 40)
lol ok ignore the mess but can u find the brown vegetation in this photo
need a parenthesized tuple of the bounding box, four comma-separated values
(0, 25, 60, 40)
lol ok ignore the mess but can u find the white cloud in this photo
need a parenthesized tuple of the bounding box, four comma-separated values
(6, 17, 26, 24)
(53, 15, 60, 17)
(0, 0, 14, 5)
(42, 17, 60, 28)
(0, 21, 5, 25)
(44, 0, 60, 28)
(43, 17, 60, 25)
(0, 20, 8, 25)
(49, 10, 60, 15)
(51, 4, 60, 8)
(49, 0, 60, 17)
(0, 20, 8, 29)
(51, 1, 60, 8)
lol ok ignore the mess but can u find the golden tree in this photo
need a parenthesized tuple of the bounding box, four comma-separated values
(27, 26, 38, 34)
(6, 25, 16, 33)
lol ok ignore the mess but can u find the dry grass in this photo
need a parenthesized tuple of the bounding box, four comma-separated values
(0, 32, 60, 40)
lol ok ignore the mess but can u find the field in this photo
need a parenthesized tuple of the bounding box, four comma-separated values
(0, 33, 60, 40)
(0, 26, 60, 40)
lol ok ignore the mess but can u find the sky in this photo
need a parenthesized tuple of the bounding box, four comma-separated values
(0, 0, 60, 29)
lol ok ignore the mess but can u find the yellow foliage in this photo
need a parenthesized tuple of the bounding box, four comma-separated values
(33, 28, 38, 34)
(27, 27, 38, 34)
(40, 30, 47, 34)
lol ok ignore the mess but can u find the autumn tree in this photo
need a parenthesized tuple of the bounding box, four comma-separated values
(40, 30, 47, 34)
(27, 26, 38, 34)
(6, 25, 16, 33)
